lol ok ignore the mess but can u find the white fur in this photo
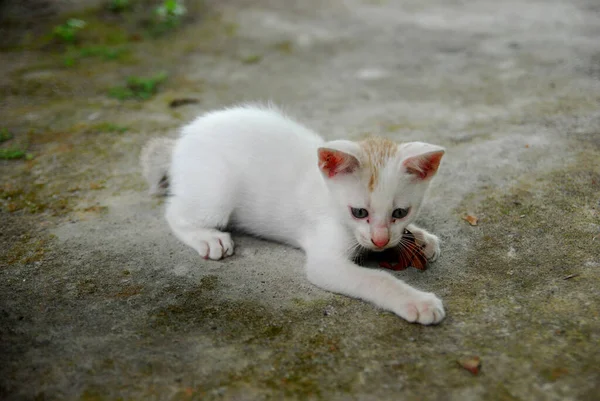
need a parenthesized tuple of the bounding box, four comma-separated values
(143, 105, 446, 325)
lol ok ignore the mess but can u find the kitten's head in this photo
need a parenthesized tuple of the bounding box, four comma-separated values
(318, 137, 444, 251)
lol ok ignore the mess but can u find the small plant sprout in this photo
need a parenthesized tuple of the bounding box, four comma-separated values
(94, 123, 129, 133)
(109, 0, 130, 12)
(0, 129, 31, 160)
(0, 128, 13, 143)
(148, 0, 188, 35)
(63, 45, 129, 67)
(155, 0, 187, 21)
(53, 19, 86, 44)
(109, 72, 168, 100)
(0, 148, 26, 160)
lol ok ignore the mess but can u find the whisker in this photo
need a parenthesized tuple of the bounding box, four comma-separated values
(346, 239, 363, 263)
(398, 237, 422, 267)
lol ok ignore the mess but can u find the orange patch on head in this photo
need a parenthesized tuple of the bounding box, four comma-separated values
(359, 137, 398, 191)
(368, 174, 376, 191)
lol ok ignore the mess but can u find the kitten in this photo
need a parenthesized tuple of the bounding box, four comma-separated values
(141, 105, 446, 325)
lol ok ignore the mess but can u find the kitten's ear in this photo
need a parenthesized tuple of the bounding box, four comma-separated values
(318, 141, 360, 178)
(401, 142, 445, 181)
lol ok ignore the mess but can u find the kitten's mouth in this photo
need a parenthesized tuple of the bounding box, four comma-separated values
(359, 240, 398, 252)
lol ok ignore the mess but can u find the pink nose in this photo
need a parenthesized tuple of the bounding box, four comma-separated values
(371, 237, 390, 248)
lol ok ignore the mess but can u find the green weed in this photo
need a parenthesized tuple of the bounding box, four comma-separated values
(108, 72, 168, 100)
(150, 0, 187, 35)
(53, 19, 86, 44)
(155, 0, 187, 21)
(0, 129, 13, 143)
(63, 45, 129, 66)
(0, 148, 32, 160)
(93, 122, 129, 133)
(109, 0, 131, 12)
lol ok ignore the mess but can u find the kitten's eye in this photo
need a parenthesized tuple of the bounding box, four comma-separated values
(351, 207, 369, 219)
(392, 208, 410, 219)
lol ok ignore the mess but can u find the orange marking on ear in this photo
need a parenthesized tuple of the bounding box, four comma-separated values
(405, 151, 444, 180)
(318, 149, 358, 178)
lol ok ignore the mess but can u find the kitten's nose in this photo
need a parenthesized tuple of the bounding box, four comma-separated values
(371, 237, 390, 248)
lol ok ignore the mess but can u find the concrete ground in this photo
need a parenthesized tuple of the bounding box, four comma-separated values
(1, 0, 599, 400)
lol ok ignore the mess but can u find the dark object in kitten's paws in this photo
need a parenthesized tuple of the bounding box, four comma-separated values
(374, 229, 428, 271)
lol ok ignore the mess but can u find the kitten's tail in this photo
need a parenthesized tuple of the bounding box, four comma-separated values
(140, 137, 176, 196)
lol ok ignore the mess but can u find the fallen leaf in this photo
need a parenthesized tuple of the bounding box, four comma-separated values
(549, 367, 568, 381)
(376, 229, 428, 271)
(525, 144, 530, 148)
(114, 285, 143, 298)
(82, 205, 108, 213)
(458, 356, 481, 375)
(462, 215, 478, 226)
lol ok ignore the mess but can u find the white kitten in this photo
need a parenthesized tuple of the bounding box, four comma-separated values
(141, 105, 446, 325)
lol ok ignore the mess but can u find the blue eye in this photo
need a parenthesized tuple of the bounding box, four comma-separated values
(392, 208, 409, 219)
(351, 208, 369, 219)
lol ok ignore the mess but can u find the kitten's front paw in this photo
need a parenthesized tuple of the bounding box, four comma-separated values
(395, 292, 445, 325)
(417, 233, 441, 262)
(196, 233, 235, 260)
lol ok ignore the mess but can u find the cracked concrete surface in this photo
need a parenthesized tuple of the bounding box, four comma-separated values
(1, 0, 599, 400)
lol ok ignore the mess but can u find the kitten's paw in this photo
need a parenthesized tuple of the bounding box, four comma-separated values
(416, 233, 441, 262)
(396, 292, 445, 325)
(196, 232, 234, 260)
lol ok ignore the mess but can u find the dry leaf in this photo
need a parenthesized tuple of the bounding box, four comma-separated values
(376, 229, 428, 271)
(549, 367, 568, 381)
(458, 356, 481, 375)
(82, 205, 108, 213)
(525, 144, 530, 148)
(462, 215, 478, 226)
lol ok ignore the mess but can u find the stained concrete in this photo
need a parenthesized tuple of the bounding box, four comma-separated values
(1, 0, 599, 400)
